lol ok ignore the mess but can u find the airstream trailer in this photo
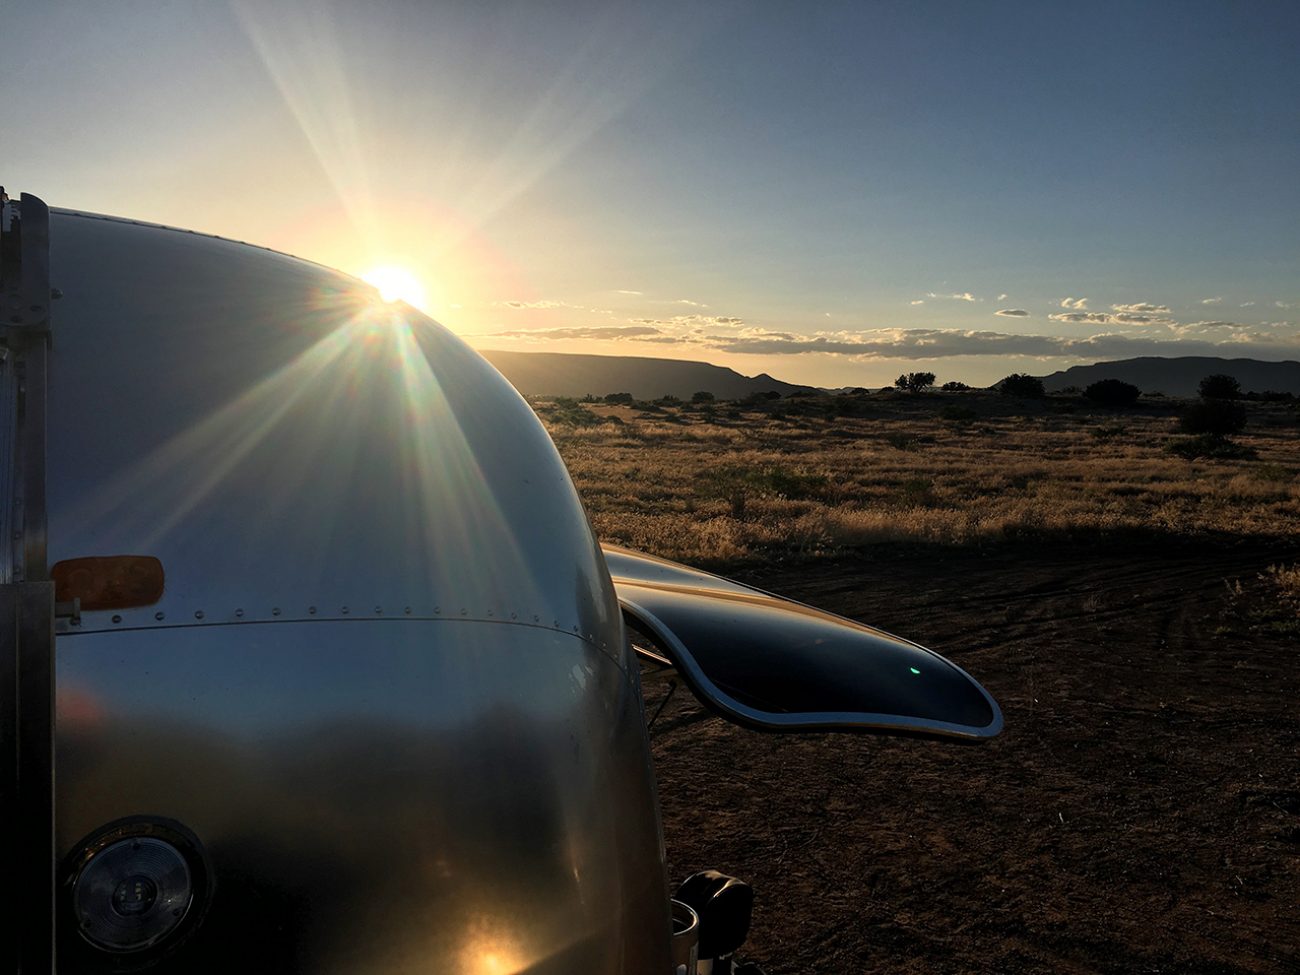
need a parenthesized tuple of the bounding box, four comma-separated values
(0, 190, 1001, 973)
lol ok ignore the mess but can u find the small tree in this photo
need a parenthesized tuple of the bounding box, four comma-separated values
(603, 392, 634, 404)
(895, 371, 936, 393)
(691, 390, 715, 403)
(998, 373, 1045, 398)
(941, 380, 970, 391)
(1084, 379, 1141, 407)
(1198, 374, 1242, 400)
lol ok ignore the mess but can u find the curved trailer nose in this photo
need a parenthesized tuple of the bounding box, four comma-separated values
(36, 209, 671, 973)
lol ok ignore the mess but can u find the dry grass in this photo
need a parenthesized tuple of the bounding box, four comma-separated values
(534, 393, 1300, 565)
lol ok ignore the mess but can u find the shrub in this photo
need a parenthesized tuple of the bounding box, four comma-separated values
(604, 392, 634, 404)
(895, 371, 936, 393)
(1180, 399, 1247, 435)
(998, 374, 1045, 398)
(1084, 379, 1141, 407)
(941, 405, 978, 423)
(1165, 434, 1257, 460)
(691, 390, 715, 403)
(696, 464, 828, 520)
(1199, 374, 1242, 399)
(941, 381, 970, 391)
(1091, 423, 1127, 441)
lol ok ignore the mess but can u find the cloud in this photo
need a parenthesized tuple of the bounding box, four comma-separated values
(1200, 297, 1223, 305)
(1060, 297, 1088, 309)
(994, 308, 1030, 318)
(1049, 310, 1175, 326)
(1112, 302, 1171, 314)
(997, 293, 1009, 301)
(695, 327, 1300, 361)
(613, 289, 642, 295)
(491, 325, 663, 340)
(495, 299, 582, 310)
(496, 319, 1300, 362)
(1277, 300, 1294, 309)
(927, 291, 978, 302)
(1240, 301, 1255, 307)
(669, 298, 707, 307)
(910, 300, 925, 305)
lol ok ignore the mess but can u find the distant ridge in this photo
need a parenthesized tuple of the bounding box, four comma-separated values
(1040, 356, 1300, 397)
(479, 350, 814, 400)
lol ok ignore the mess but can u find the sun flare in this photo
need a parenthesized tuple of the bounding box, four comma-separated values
(362, 265, 428, 311)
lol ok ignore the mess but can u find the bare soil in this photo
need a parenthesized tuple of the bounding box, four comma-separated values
(649, 535, 1300, 974)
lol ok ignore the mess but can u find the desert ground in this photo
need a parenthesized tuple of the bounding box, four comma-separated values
(541, 390, 1300, 974)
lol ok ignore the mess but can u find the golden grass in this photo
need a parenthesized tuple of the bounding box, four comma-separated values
(538, 397, 1300, 564)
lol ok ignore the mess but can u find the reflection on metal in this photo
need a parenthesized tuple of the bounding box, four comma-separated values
(606, 545, 1003, 740)
(46, 211, 670, 973)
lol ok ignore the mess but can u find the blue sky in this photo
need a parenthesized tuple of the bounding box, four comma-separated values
(4, 0, 1297, 386)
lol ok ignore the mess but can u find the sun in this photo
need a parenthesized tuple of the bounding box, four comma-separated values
(362, 265, 428, 311)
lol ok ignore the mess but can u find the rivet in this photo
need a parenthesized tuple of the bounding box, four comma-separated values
(404, 607, 412, 615)
(235, 608, 244, 618)
(434, 606, 442, 615)
(111, 614, 122, 624)
(460, 608, 467, 616)
(308, 606, 317, 615)
(341, 606, 350, 615)
(154, 612, 165, 621)
(374, 606, 382, 615)
(510, 612, 517, 620)
(487, 610, 494, 618)
(534, 615, 540, 622)
(272, 607, 281, 617)
(194, 610, 205, 620)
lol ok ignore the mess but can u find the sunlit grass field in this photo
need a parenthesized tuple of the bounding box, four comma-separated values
(534, 391, 1300, 566)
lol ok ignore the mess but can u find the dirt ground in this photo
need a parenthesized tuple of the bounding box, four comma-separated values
(648, 534, 1300, 974)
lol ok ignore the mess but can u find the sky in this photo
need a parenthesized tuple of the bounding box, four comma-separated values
(4, 0, 1298, 388)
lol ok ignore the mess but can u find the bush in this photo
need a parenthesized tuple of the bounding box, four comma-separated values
(690, 391, 715, 403)
(1166, 434, 1257, 460)
(604, 392, 634, 404)
(1091, 423, 1127, 441)
(941, 381, 970, 391)
(1199, 374, 1242, 399)
(941, 405, 978, 423)
(696, 464, 829, 520)
(1084, 379, 1141, 407)
(895, 371, 936, 393)
(998, 374, 1045, 398)
(1180, 399, 1247, 435)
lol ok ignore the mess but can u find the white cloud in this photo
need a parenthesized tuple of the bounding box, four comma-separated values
(1050, 310, 1175, 326)
(491, 325, 663, 340)
(997, 293, 1009, 301)
(669, 298, 708, 307)
(928, 291, 978, 302)
(995, 308, 1030, 317)
(1060, 297, 1088, 309)
(1112, 302, 1172, 314)
(495, 299, 582, 310)
(1200, 297, 1223, 305)
(1277, 300, 1294, 309)
(613, 289, 642, 295)
(910, 299, 925, 305)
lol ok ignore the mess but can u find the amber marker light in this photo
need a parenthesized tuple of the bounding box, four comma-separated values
(52, 556, 165, 611)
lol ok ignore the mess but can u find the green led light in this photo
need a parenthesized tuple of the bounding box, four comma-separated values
(909, 667, 921, 675)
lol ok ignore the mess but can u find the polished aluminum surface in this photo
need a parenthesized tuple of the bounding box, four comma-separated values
(606, 545, 1003, 740)
(47, 212, 670, 973)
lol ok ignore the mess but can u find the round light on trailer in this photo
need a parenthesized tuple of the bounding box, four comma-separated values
(72, 837, 194, 952)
